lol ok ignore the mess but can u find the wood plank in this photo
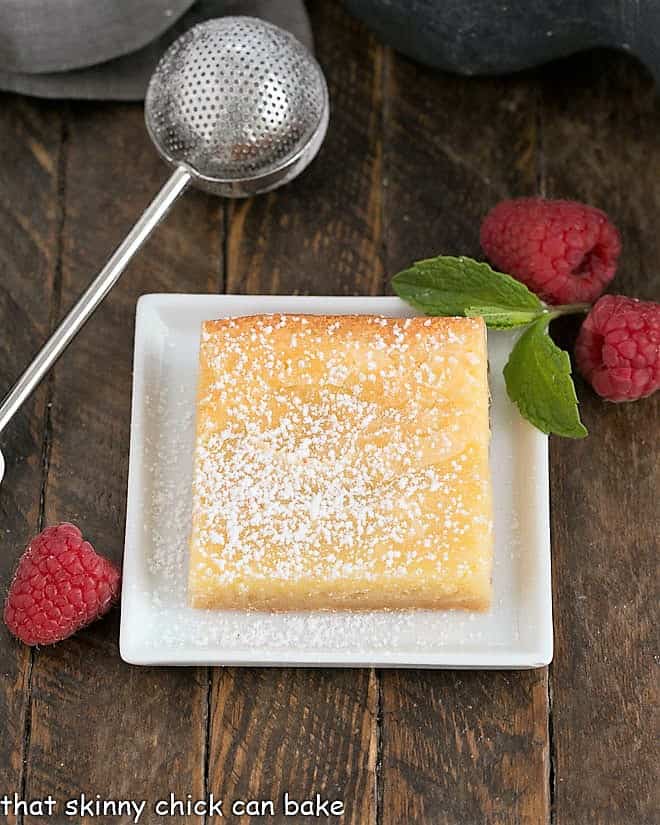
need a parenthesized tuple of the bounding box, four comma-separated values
(207, 3, 382, 822)
(380, 56, 550, 824)
(381, 670, 550, 824)
(540, 51, 659, 824)
(0, 96, 62, 825)
(22, 102, 222, 825)
(209, 668, 378, 822)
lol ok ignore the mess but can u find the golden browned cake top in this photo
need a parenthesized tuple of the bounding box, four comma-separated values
(190, 313, 491, 607)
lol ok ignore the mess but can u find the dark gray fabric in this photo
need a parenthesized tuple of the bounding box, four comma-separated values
(0, 0, 312, 100)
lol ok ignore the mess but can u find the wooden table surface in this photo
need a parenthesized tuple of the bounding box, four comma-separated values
(0, 3, 657, 824)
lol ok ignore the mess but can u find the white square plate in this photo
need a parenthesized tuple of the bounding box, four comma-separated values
(120, 295, 552, 668)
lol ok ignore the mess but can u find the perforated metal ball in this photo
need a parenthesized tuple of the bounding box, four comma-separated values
(145, 17, 329, 197)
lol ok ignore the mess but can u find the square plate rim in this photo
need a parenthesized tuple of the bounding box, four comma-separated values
(120, 293, 553, 669)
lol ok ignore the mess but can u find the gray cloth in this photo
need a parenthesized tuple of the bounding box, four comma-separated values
(0, 0, 312, 100)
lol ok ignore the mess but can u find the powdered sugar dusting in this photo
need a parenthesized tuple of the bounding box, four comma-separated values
(188, 314, 492, 610)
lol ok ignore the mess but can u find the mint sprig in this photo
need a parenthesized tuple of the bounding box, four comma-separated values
(392, 255, 544, 328)
(391, 255, 589, 439)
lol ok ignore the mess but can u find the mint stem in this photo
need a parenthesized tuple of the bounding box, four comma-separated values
(545, 302, 591, 317)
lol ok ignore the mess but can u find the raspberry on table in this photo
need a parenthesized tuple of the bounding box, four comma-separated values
(480, 198, 621, 305)
(575, 294, 660, 402)
(3, 523, 121, 646)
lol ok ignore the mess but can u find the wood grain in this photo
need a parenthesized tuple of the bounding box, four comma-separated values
(21, 102, 221, 825)
(381, 670, 550, 825)
(0, 96, 63, 825)
(209, 668, 377, 823)
(379, 56, 550, 825)
(540, 51, 659, 825)
(206, 4, 382, 823)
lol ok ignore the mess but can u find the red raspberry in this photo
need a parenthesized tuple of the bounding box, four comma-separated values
(480, 198, 621, 304)
(575, 295, 660, 402)
(3, 523, 121, 646)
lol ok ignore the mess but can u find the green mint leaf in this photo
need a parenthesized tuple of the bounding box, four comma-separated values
(391, 255, 544, 328)
(503, 315, 588, 439)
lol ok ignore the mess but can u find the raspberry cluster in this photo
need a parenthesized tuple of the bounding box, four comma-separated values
(481, 197, 659, 402)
